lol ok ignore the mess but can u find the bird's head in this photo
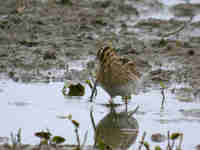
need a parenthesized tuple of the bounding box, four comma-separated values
(97, 44, 116, 63)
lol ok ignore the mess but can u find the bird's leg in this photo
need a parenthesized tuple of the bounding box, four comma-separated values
(123, 95, 131, 112)
(90, 80, 97, 102)
(125, 97, 128, 112)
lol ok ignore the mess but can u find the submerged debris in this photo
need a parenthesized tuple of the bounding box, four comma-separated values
(62, 81, 85, 96)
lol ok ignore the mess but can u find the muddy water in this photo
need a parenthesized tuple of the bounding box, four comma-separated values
(1, 0, 200, 149)
(1, 80, 200, 149)
(0, 80, 95, 144)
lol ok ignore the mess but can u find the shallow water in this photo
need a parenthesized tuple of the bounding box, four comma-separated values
(0, 80, 200, 149)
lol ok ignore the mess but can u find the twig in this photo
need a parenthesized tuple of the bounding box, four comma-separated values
(128, 105, 139, 118)
(90, 108, 96, 132)
(90, 108, 97, 146)
(90, 80, 97, 102)
(75, 128, 80, 148)
(161, 16, 193, 38)
(10, 128, 22, 150)
(177, 133, 183, 150)
(161, 24, 185, 38)
(167, 131, 171, 150)
(81, 131, 88, 149)
(161, 87, 165, 109)
(137, 132, 146, 150)
(10, 132, 17, 150)
(171, 140, 175, 150)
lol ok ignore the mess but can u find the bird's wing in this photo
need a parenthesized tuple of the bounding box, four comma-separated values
(119, 57, 141, 80)
(106, 57, 140, 86)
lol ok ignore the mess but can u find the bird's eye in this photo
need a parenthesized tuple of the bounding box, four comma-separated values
(97, 46, 112, 62)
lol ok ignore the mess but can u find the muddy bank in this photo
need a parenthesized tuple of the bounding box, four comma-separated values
(0, 0, 200, 100)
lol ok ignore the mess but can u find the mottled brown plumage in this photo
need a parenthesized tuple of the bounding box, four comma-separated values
(95, 45, 141, 100)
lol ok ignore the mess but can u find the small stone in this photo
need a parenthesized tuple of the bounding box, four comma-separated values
(196, 144, 200, 150)
(43, 50, 57, 60)
(187, 49, 195, 56)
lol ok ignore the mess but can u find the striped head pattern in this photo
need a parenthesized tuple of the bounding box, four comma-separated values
(97, 45, 116, 64)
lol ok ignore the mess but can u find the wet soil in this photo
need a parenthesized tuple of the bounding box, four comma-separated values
(0, 0, 199, 83)
(1, 0, 200, 149)
(0, 0, 200, 88)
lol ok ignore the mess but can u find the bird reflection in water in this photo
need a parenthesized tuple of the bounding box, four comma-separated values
(93, 107, 139, 150)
